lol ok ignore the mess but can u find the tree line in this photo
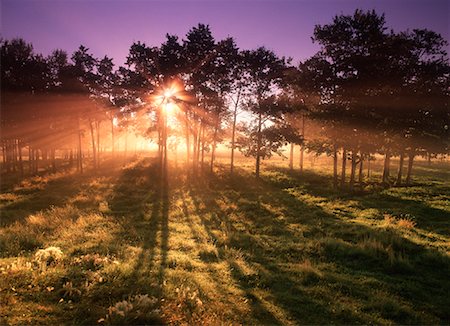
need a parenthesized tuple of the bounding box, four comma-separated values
(1, 10, 448, 189)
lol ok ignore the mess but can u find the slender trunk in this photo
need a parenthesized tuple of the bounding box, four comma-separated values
(89, 119, 97, 170)
(289, 143, 294, 170)
(230, 89, 241, 175)
(34, 149, 39, 174)
(210, 119, 219, 173)
(427, 152, 431, 166)
(358, 152, 364, 184)
(299, 145, 304, 173)
(201, 124, 205, 168)
(51, 148, 56, 173)
(406, 153, 414, 185)
(349, 151, 357, 191)
(18, 140, 23, 177)
(255, 111, 262, 178)
(185, 110, 190, 168)
(78, 119, 83, 174)
(96, 121, 101, 166)
(201, 125, 205, 168)
(1, 141, 6, 166)
(395, 152, 405, 186)
(367, 157, 371, 180)
(163, 113, 168, 176)
(36, 149, 40, 174)
(42, 149, 48, 170)
(69, 149, 73, 167)
(28, 146, 32, 173)
(196, 122, 202, 172)
(5, 141, 10, 173)
(12, 140, 17, 172)
(333, 145, 338, 188)
(192, 121, 198, 173)
(110, 115, 115, 158)
(382, 150, 391, 183)
(340, 148, 347, 188)
(299, 114, 305, 172)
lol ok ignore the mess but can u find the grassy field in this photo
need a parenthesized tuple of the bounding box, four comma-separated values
(0, 155, 449, 325)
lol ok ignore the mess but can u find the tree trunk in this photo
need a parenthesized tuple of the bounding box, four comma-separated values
(34, 149, 39, 174)
(78, 119, 83, 174)
(395, 152, 405, 186)
(201, 125, 205, 168)
(110, 114, 115, 158)
(5, 141, 11, 173)
(51, 148, 56, 173)
(299, 114, 305, 172)
(255, 112, 263, 178)
(196, 122, 202, 172)
(42, 149, 48, 170)
(367, 157, 371, 180)
(289, 143, 294, 170)
(358, 153, 364, 184)
(185, 110, 190, 168)
(333, 145, 338, 188)
(89, 119, 97, 170)
(69, 149, 73, 167)
(96, 121, 101, 166)
(18, 140, 23, 177)
(163, 113, 168, 175)
(230, 89, 241, 175)
(406, 153, 414, 185)
(299, 145, 304, 173)
(340, 148, 347, 188)
(349, 151, 357, 191)
(382, 150, 391, 184)
(210, 119, 219, 173)
(1, 141, 6, 167)
(12, 140, 17, 172)
(28, 146, 32, 173)
(192, 121, 198, 173)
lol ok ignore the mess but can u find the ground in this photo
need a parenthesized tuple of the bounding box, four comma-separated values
(0, 155, 449, 325)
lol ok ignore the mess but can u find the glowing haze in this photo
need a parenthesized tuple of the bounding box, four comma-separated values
(2, 0, 448, 67)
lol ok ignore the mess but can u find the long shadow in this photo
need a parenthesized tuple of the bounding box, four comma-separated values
(0, 170, 101, 227)
(179, 193, 269, 323)
(268, 166, 450, 237)
(107, 159, 170, 299)
(187, 177, 339, 324)
(187, 168, 450, 324)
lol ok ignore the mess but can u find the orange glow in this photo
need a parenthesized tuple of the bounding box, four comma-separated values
(163, 88, 176, 99)
(162, 101, 177, 115)
(156, 84, 181, 117)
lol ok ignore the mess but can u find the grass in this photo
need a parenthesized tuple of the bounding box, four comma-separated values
(0, 156, 449, 325)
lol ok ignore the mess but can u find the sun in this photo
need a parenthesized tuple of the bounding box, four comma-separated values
(154, 84, 180, 116)
(163, 101, 176, 115)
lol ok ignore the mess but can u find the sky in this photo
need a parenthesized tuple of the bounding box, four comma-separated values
(1, 0, 449, 67)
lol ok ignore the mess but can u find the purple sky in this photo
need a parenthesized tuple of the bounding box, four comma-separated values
(2, 0, 449, 67)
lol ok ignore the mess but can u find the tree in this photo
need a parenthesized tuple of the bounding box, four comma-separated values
(240, 47, 286, 178)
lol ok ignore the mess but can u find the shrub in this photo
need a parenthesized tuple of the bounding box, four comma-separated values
(104, 294, 161, 325)
(34, 246, 64, 270)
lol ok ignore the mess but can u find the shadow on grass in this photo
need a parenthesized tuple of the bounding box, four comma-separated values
(268, 166, 450, 237)
(185, 166, 450, 324)
(0, 170, 102, 227)
(107, 158, 170, 298)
